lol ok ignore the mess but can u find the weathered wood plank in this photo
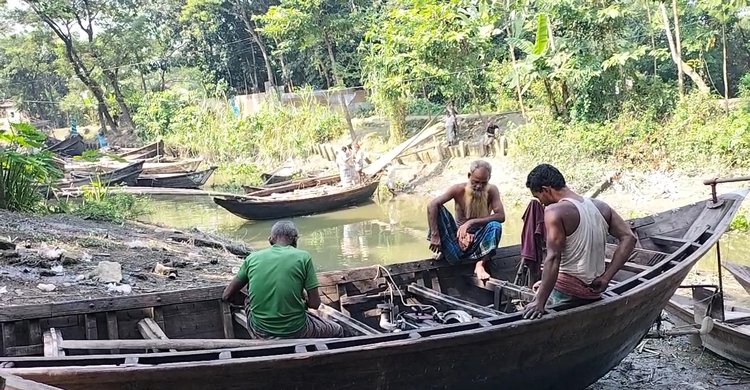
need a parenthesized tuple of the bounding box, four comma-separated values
(137, 318, 169, 341)
(0, 373, 64, 390)
(27, 320, 42, 347)
(468, 277, 536, 302)
(57, 338, 336, 351)
(106, 312, 119, 354)
(233, 312, 249, 332)
(219, 301, 235, 339)
(2, 322, 16, 355)
(3, 344, 43, 356)
(318, 304, 380, 336)
(42, 328, 64, 357)
(407, 284, 505, 318)
(84, 314, 98, 341)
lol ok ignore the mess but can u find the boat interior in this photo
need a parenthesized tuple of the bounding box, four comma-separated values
(0, 193, 742, 369)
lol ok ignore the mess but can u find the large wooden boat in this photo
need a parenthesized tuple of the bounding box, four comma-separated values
(117, 140, 164, 161)
(57, 161, 144, 188)
(242, 174, 339, 196)
(214, 180, 380, 220)
(666, 287, 750, 368)
(135, 167, 217, 189)
(0, 190, 745, 389)
(45, 136, 84, 157)
(724, 261, 750, 295)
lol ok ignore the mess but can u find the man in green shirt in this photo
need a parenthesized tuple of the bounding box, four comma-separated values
(222, 221, 343, 339)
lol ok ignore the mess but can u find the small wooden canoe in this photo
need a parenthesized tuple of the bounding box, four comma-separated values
(135, 167, 217, 189)
(45, 136, 84, 157)
(0, 191, 745, 390)
(724, 261, 750, 295)
(117, 140, 164, 161)
(215, 180, 379, 220)
(57, 161, 144, 188)
(666, 288, 750, 368)
(243, 174, 340, 196)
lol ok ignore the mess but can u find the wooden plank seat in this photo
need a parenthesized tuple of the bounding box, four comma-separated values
(318, 304, 381, 336)
(407, 283, 505, 318)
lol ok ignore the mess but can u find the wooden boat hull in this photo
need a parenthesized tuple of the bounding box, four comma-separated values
(215, 181, 379, 220)
(45, 136, 84, 157)
(135, 167, 216, 189)
(57, 161, 144, 188)
(117, 140, 164, 161)
(724, 262, 750, 295)
(666, 294, 750, 368)
(0, 190, 746, 389)
(67, 158, 203, 175)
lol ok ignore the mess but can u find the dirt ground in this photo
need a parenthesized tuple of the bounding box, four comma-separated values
(0, 210, 244, 305)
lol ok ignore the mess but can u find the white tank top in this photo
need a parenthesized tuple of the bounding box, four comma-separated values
(559, 197, 609, 284)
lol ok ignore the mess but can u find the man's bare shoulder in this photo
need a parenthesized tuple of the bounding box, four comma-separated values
(589, 198, 613, 221)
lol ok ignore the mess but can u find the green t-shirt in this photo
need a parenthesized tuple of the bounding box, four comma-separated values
(236, 244, 320, 336)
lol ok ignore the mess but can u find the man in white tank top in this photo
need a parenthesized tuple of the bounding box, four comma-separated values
(522, 164, 636, 320)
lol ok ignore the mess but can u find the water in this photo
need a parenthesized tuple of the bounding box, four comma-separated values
(141, 195, 523, 271)
(139, 194, 750, 300)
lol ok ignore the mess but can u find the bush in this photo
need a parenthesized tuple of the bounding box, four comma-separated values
(0, 123, 62, 212)
(74, 181, 148, 223)
(134, 86, 346, 165)
(407, 98, 444, 116)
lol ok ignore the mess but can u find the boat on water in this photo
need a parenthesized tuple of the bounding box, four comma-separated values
(242, 174, 339, 196)
(0, 190, 745, 389)
(45, 136, 85, 157)
(56, 161, 144, 188)
(666, 287, 750, 368)
(724, 261, 750, 295)
(135, 167, 217, 189)
(215, 179, 380, 220)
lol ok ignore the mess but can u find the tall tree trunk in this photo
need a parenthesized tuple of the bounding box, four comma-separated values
(139, 70, 148, 94)
(671, 0, 684, 97)
(646, 3, 657, 75)
(324, 33, 338, 86)
(659, 3, 710, 94)
(722, 22, 729, 113)
(505, 0, 525, 116)
(247, 57, 259, 93)
(102, 69, 134, 130)
(238, 10, 275, 90)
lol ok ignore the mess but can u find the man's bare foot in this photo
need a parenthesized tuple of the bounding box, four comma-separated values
(475, 261, 491, 281)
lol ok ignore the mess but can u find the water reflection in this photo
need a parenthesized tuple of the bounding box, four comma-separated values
(139, 194, 749, 290)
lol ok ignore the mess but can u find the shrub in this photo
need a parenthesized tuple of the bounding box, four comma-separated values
(74, 181, 148, 223)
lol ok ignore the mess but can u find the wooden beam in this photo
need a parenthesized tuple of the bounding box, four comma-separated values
(137, 318, 169, 341)
(2, 322, 15, 356)
(42, 328, 64, 357)
(318, 305, 380, 336)
(651, 235, 700, 248)
(84, 314, 98, 340)
(219, 301, 235, 339)
(233, 312, 249, 332)
(407, 284, 505, 318)
(468, 277, 536, 302)
(106, 312, 119, 354)
(57, 338, 336, 351)
(0, 373, 65, 390)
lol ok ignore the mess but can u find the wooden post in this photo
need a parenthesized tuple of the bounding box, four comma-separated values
(458, 141, 466, 157)
(106, 311, 119, 354)
(43, 328, 65, 357)
(2, 322, 15, 355)
(85, 314, 98, 340)
(220, 300, 236, 339)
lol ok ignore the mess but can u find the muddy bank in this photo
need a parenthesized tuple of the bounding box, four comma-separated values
(0, 210, 247, 305)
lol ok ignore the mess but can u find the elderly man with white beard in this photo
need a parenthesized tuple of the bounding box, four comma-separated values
(427, 160, 505, 280)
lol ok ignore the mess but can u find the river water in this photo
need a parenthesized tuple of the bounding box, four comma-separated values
(139, 195, 750, 300)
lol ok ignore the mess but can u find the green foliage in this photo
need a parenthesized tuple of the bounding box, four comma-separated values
(0, 123, 62, 212)
(74, 181, 148, 223)
(730, 212, 750, 233)
(72, 150, 127, 163)
(210, 162, 263, 192)
(134, 86, 345, 164)
(407, 98, 443, 116)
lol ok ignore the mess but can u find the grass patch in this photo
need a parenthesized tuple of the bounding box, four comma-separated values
(74, 181, 149, 223)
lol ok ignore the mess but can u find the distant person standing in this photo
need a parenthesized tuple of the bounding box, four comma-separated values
(353, 141, 366, 183)
(483, 124, 499, 157)
(445, 101, 459, 146)
(336, 145, 356, 187)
